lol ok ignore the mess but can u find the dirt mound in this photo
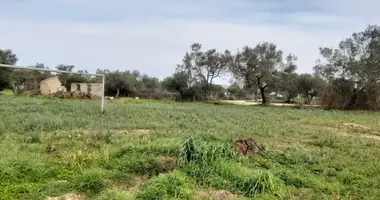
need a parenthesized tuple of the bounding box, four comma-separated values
(234, 138, 266, 156)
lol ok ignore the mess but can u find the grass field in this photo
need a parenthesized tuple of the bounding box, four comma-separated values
(1, 96, 380, 200)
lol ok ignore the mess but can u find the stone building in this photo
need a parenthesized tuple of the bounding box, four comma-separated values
(71, 83, 102, 97)
(40, 76, 66, 95)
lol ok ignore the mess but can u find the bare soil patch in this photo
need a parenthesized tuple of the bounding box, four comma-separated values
(221, 100, 260, 105)
(197, 189, 238, 200)
(219, 100, 320, 108)
(113, 129, 151, 135)
(127, 175, 149, 193)
(46, 193, 86, 200)
(159, 156, 178, 172)
(360, 134, 380, 141)
(335, 131, 380, 141)
(326, 123, 380, 141)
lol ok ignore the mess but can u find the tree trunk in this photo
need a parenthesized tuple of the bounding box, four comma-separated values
(115, 88, 120, 99)
(345, 90, 358, 110)
(203, 84, 210, 100)
(286, 95, 292, 103)
(304, 92, 310, 104)
(260, 87, 267, 104)
(12, 86, 17, 94)
(309, 95, 315, 104)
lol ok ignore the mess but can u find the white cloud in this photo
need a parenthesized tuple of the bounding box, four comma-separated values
(1, 0, 379, 84)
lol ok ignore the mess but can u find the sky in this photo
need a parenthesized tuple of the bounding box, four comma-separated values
(1, 0, 379, 85)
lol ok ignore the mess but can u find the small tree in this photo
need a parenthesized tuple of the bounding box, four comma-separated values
(162, 71, 191, 100)
(297, 74, 324, 104)
(105, 70, 130, 98)
(177, 43, 231, 100)
(277, 55, 298, 102)
(227, 82, 246, 99)
(230, 42, 293, 104)
(10, 63, 52, 94)
(0, 49, 18, 91)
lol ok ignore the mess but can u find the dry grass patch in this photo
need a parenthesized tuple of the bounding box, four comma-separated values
(112, 129, 151, 135)
(292, 188, 314, 199)
(112, 175, 149, 194)
(321, 123, 380, 141)
(339, 123, 371, 131)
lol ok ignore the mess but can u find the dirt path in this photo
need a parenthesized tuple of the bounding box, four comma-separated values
(220, 100, 319, 107)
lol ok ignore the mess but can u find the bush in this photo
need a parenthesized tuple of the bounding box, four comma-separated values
(72, 169, 107, 195)
(135, 171, 195, 200)
(321, 78, 380, 110)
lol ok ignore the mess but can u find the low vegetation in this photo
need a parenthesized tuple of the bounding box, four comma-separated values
(1, 95, 380, 199)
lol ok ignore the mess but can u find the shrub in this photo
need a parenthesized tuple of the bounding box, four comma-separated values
(72, 168, 107, 195)
(135, 170, 195, 200)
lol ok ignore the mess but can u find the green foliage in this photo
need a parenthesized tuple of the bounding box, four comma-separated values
(0, 182, 43, 200)
(297, 74, 325, 104)
(315, 25, 380, 110)
(179, 139, 283, 198)
(72, 169, 107, 195)
(176, 43, 231, 100)
(135, 171, 195, 200)
(97, 189, 134, 200)
(0, 49, 18, 90)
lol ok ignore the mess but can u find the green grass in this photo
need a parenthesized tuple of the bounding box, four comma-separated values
(1, 96, 380, 199)
(0, 89, 14, 96)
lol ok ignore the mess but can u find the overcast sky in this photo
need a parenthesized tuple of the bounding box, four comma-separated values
(1, 0, 379, 84)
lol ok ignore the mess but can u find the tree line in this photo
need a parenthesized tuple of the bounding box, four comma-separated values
(1, 25, 380, 110)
